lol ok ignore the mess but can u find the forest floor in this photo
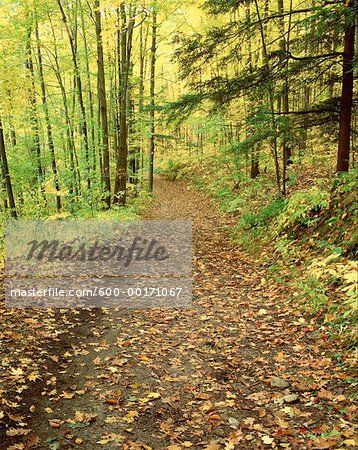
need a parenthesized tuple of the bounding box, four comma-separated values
(0, 177, 357, 450)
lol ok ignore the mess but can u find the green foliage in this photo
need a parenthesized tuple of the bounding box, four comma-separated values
(160, 158, 192, 181)
(296, 275, 329, 312)
(240, 198, 286, 230)
(333, 168, 358, 194)
(276, 187, 330, 232)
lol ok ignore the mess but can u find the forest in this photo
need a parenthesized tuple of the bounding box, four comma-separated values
(0, 0, 356, 214)
(0, 0, 357, 449)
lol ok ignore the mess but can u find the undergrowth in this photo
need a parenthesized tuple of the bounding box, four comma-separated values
(0, 190, 152, 262)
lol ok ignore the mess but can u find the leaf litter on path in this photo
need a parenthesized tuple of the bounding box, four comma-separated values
(0, 177, 357, 449)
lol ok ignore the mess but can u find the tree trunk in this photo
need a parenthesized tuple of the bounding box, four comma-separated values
(114, 3, 135, 206)
(278, 0, 291, 195)
(254, 0, 281, 193)
(26, 28, 46, 206)
(48, 14, 80, 200)
(148, 8, 157, 192)
(95, 0, 111, 208)
(114, 4, 129, 205)
(337, 0, 355, 173)
(0, 118, 17, 218)
(80, 0, 98, 176)
(57, 0, 91, 190)
(35, 20, 62, 212)
(138, 21, 147, 173)
(246, 4, 260, 179)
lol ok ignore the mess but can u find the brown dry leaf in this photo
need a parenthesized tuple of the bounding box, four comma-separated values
(317, 389, 334, 400)
(73, 411, 97, 423)
(25, 434, 40, 449)
(312, 437, 339, 449)
(48, 419, 62, 428)
(6, 428, 32, 436)
(61, 391, 75, 399)
(122, 410, 139, 423)
(7, 413, 25, 422)
(209, 414, 222, 422)
(105, 399, 118, 405)
(259, 408, 267, 418)
(274, 351, 285, 361)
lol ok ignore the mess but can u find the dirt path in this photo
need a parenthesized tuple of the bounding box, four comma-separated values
(1, 177, 356, 450)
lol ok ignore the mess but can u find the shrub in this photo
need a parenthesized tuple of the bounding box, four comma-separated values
(276, 187, 330, 232)
(240, 198, 286, 230)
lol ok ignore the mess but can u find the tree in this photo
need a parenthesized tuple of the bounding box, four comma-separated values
(95, 0, 111, 207)
(148, 6, 157, 192)
(336, 0, 356, 173)
(113, 3, 135, 206)
(35, 18, 62, 212)
(0, 118, 17, 218)
(57, 0, 91, 191)
(26, 26, 46, 205)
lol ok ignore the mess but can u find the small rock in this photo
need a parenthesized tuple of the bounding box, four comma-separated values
(270, 376, 289, 389)
(283, 394, 299, 403)
(228, 417, 239, 428)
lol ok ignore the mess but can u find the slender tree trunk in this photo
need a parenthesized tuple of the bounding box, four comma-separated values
(113, 9, 122, 202)
(48, 14, 80, 199)
(6, 90, 17, 147)
(26, 28, 46, 205)
(114, 4, 129, 205)
(114, 4, 134, 205)
(254, 0, 281, 194)
(138, 22, 145, 172)
(278, 0, 292, 195)
(80, 0, 97, 175)
(57, 0, 91, 190)
(35, 20, 61, 212)
(95, 0, 111, 208)
(337, 0, 355, 173)
(246, 4, 260, 179)
(0, 118, 17, 218)
(148, 8, 157, 192)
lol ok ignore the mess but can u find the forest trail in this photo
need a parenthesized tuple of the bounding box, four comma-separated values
(2, 177, 356, 450)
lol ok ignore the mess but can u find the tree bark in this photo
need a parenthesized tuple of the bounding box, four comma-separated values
(254, 0, 281, 192)
(336, 0, 355, 173)
(148, 8, 157, 192)
(35, 19, 62, 212)
(278, 0, 292, 195)
(57, 0, 91, 190)
(48, 13, 80, 200)
(138, 21, 146, 172)
(0, 118, 17, 217)
(95, 0, 111, 208)
(26, 28, 46, 205)
(80, 0, 98, 176)
(114, 3, 135, 205)
(246, 4, 260, 179)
